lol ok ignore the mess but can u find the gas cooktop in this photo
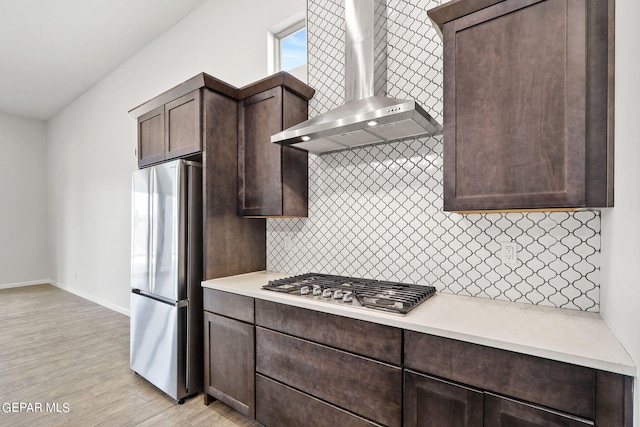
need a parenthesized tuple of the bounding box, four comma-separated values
(262, 273, 436, 314)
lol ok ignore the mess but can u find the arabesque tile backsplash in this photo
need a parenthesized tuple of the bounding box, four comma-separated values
(266, 0, 601, 312)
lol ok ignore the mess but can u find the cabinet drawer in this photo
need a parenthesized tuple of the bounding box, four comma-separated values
(484, 393, 592, 426)
(203, 288, 254, 323)
(256, 374, 380, 427)
(255, 299, 401, 365)
(256, 327, 402, 427)
(404, 331, 595, 419)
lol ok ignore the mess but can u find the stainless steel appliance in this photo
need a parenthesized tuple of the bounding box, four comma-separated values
(263, 273, 436, 314)
(271, 0, 441, 153)
(130, 159, 203, 403)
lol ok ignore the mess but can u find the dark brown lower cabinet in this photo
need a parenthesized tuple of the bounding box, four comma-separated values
(404, 331, 632, 426)
(201, 293, 632, 427)
(484, 393, 592, 427)
(404, 370, 483, 427)
(404, 331, 596, 419)
(203, 311, 255, 418)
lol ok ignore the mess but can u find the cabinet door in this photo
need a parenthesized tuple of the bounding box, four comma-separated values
(484, 393, 592, 427)
(137, 105, 165, 167)
(165, 90, 202, 160)
(442, 0, 610, 211)
(238, 87, 284, 216)
(404, 370, 483, 427)
(204, 312, 255, 418)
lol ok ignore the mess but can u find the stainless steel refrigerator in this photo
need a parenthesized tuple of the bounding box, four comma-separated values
(130, 159, 203, 402)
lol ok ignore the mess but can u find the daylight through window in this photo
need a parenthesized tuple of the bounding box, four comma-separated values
(279, 27, 307, 72)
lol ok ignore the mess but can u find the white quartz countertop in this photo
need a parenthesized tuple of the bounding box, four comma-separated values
(202, 271, 636, 376)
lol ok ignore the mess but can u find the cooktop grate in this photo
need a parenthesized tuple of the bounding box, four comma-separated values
(263, 273, 436, 314)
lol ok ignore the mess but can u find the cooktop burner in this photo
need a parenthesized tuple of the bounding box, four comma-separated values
(262, 273, 436, 314)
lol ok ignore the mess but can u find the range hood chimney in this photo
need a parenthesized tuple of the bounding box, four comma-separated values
(271, 0, 442, 154)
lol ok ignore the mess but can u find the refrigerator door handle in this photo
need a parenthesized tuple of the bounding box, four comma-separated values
(185, 304, 191, 393)
(132, 289, 188, 308)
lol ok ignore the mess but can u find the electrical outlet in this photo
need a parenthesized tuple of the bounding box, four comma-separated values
(501, 242, 518, 265)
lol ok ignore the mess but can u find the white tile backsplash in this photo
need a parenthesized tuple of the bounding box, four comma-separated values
(266, 0, 601, 312)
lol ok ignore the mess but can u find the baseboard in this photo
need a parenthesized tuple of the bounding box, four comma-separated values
(0, 279, 50, 290)
(50, 281, 130, 317)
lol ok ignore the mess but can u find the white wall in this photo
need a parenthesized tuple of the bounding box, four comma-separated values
(46, 0, 306, 314)
(0, 112, 49, 288)
(601, 0, 640, 423)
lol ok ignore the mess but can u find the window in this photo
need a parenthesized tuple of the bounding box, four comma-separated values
(268, 13, 307, 81)
(279, 27, 307, 72)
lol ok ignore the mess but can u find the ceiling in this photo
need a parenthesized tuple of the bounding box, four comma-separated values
(0, 0, 208, 120)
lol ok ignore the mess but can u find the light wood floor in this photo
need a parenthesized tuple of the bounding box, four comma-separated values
(0, 284, 262, 427)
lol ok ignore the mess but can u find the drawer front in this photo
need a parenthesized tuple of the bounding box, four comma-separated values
(256, 374, 381, 427)
(404, 331, 595, 419)
(256, 327, 402, 427)
(203, 288, 254, 323)
(484, 393, 593, 426)
(255, 299, 402, 365)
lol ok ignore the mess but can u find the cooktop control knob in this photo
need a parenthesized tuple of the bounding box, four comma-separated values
(300, 285, 310, 295)
(333, 290, 343, 300)
(322, 289, 332, 298)
(342, 291, 353, 303)
(313, 285, 322, 296)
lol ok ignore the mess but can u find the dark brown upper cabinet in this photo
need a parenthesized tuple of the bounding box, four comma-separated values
(428, 0, 614, 212)
(237, 73, 315, 217)
(134, 89, 201, 167)
(130, 73, 239, 168)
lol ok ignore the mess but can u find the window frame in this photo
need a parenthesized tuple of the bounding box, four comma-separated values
(268, 13, 307, 75)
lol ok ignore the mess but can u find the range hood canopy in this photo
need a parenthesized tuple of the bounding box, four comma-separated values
(271, 0, 442, 154)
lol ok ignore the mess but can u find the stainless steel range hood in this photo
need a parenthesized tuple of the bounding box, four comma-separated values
(271, 0, 442, 154)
